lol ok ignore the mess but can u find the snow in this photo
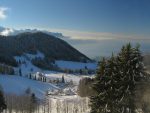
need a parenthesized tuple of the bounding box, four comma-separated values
(1, 54, 92, 98)
(14, 53, 94, 85)
(45, 72, 82, 85)
(14, 55, 42, 76)
(55, 60, 97, 70)
(0, 26, 65, 39)
(15, 56, 86, 85)
(14, 52, 96, 78)
(0, 75, 59, 99)
(14, 51, 44, 62)
(14, 51, 47, 76)
(0, 52, 95, 113)
(63, 87, 75, 95)
(45, 95, 90, 113)
(25, 51, 45, 60)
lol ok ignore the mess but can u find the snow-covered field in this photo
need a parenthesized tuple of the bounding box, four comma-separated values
(45, 72, 85, 85)
(0, 75, 59, 99)
(0, 73, 91, 113)
(0, 51, 96, 113)
(14, 52, 97, 73)
(44, 95, 90, 113)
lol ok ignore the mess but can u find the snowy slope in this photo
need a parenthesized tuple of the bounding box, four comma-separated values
(0, 75, 59, 99)
(14, 53, 89, 84)
(2, 52, 95, 101)
(44, 72, 88, 85)
(13, 53, 92, 85)
(25, 51, 45, 60)
(14, 52, 45, 76)
(55, 60, 97, 70)
(14, 52, 96, 76)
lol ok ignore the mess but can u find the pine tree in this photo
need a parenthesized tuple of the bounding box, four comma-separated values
(90, 57, 120, 113)
(90, 43, 145, 113)
(117, 43, 144, 113)
(62, 75, 65, 83)
(29, 93, 37, 113)
(90, 58, 106, 113)
(19, 68, 22, 76)
(0, 86, 6, 113)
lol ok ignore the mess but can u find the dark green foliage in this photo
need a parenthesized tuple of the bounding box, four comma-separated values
(0, 86, 6, 112)
(0, 55, 17, 67)
(0, 64, 14, 75)
(116, 43, 144, 113)
(61, 75, 65, 83)
(19, 68, 22, 76)
(0, 32, 91, 67)
(91, 56, 120, 113)
(78, 77, 96, 97)
(90, 43, 145, 113)
(29, 73, 32, 79)
(31, 57, 60, 71)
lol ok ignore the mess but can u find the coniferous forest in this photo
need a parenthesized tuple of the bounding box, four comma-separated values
(90, 43, 149, 113)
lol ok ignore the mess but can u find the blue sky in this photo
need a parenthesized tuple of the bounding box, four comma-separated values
(0, 0, 150, 57)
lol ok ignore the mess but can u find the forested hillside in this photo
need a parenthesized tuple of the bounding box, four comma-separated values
(0, 32, 91, 67)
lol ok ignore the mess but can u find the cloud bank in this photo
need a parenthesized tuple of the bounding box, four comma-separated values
(0, 26, 150, 57)
(0, 7, 8, 20)
(48, 29, 150, 41)
(0, 26, 149, 41)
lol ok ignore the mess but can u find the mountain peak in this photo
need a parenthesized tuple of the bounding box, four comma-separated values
(0, 31, 91, 68)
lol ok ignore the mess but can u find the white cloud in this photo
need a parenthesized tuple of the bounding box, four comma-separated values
(0, 26, 149, 41)
(0, 28, 14, 36)
(0, 7, 8, 20)
(48, 28, 150, 41)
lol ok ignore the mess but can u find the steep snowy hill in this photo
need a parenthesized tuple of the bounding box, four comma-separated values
(13, 52, 96, 76)
(0, 75, 59, 99)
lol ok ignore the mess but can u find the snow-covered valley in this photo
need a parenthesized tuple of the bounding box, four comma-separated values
(0, 51, 95, 113)
(0, 74, 90, 113)
(0, 75, 58, 99)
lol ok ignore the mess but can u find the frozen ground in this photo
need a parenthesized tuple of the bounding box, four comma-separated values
(14, 52, 97, 74)
(0, 75, 59, 99)
(0, 51, 96, 113)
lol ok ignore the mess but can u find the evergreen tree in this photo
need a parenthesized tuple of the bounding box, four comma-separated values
(29, 73, 32, 79)
(0, 85, 6, 113)
(90, 58, 107, 113)
(91, 56, 121, 113)
(29, 93, 37, 113)
(19, 68, 22, 76)
(90, 43, 145, 113)
(117, 43, 144, 113)
(62, 75, 65, 83)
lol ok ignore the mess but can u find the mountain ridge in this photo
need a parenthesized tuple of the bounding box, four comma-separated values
(0, 32, 92, 68)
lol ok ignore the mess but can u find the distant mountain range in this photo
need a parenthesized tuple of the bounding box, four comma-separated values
(0, 31, 92, 68)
